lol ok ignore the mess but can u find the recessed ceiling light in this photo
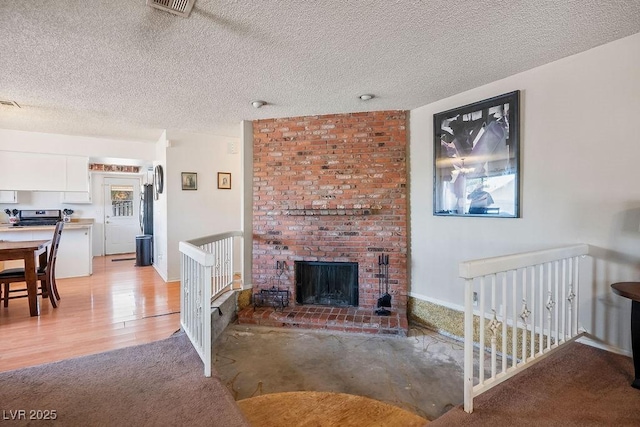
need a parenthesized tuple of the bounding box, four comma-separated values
(251, 100, 266, 108)
(359, 94, 374, 101)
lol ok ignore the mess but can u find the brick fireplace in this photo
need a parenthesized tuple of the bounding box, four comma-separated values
(248, 111, 408, 332)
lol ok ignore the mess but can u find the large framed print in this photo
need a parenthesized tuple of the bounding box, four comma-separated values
(433, 90, 520, 218)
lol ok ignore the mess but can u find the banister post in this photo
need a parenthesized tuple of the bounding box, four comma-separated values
(464, 278, 474, 413)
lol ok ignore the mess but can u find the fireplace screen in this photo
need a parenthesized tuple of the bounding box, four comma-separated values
(295, 261, 358, 307)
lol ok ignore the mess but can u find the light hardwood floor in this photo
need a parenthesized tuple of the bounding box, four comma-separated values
(0, 255, 180, 373)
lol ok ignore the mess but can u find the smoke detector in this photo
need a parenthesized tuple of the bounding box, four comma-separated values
(147, 0, 196, 18)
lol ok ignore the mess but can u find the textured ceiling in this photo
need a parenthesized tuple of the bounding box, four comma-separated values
(1, 0, 639, 142)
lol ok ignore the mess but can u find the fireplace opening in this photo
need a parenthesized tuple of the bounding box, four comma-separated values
(295, 261, 358, 307)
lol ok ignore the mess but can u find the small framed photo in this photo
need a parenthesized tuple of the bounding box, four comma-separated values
(181, 172, 197, 190)
(218, 172, 231, 189)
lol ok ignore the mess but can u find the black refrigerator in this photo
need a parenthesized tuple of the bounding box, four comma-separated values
(136, 184, 154, 266)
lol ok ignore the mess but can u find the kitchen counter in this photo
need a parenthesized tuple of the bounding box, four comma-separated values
(0, 219, 94, 232)
(0, 219, 93, 278)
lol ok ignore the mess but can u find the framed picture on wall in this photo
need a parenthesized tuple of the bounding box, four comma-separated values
(433, 90, 520, 218)
(181, 172, 197, 190)
(217, 172, 231, 189)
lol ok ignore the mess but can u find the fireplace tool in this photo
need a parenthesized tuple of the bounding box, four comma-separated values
(376, 253, 391, 316)
(253, 260, 290, 311)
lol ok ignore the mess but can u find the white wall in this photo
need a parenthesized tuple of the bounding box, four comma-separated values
(410, 32, 640, 354)
(0, 128, 155, 159)
(164, 130, 242, 281)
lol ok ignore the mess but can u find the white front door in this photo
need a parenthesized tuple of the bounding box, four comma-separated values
(104, 177, 141, 255)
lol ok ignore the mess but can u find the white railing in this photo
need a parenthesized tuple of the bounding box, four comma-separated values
(460, 244, 590, 413)
(179, 231, 243, 377)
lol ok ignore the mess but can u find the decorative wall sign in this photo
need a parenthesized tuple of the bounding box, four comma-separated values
(433, 90, 520, 218)
(181, 172, 197, 190)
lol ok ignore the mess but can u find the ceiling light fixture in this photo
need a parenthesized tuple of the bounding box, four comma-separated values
(359, 94, 374, 101)
(251, 100, 266, 108)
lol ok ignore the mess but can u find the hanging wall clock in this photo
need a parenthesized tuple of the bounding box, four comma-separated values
(154, 164, 164, 199)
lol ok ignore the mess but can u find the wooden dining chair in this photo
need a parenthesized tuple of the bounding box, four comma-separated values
(0, 221, 64, 308)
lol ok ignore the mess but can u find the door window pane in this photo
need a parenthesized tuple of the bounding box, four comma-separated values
(110, 185, 134, 217)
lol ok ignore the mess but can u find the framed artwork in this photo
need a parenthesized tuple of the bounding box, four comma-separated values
(181, 172, 197, 190)
(433, 90, 520, 218)
(217, 172, 231, 189)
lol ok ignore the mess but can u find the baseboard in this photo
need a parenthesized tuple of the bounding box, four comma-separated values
(577, 335, 632, 357)
(153, 264, 170, 282)
(408, 295, 465, 340)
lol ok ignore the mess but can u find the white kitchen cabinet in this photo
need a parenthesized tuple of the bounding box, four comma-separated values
(48, 226, 93, 277)
(60, 191, 92, 204)
(0, 151, 66, 191)
(65, 156, 90, 192)
(61, 173, 92, 204)
(0, 151, 89, 192)
(0, 190, 18, 203)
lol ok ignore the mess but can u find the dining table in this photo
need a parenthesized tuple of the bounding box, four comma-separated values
(611, 281, 640, 389)
(0, 239, 51, 316)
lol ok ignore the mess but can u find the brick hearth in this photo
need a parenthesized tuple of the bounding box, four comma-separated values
(237, 306, 408, 336)
(250, 111, 408, 334)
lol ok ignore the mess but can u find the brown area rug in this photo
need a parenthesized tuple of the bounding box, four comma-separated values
(431, 341, 640, 426)
(0, 332, 248, 426)
(238, 391, 429, 427)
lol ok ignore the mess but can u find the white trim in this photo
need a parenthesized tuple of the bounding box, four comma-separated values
(409, 291, 491, 319)
(577, 335, 632, 358)
(459, 244, 590, 279)
(409, 292, 465, 312)
(153, 263, 169, 282)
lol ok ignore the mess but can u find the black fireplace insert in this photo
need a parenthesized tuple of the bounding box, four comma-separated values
(295, 261, 358, 307)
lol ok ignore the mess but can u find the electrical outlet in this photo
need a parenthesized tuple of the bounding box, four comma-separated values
(473, 292, 479, 307)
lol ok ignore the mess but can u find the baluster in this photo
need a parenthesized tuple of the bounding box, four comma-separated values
(561, 258, 567, 342)
(186, 256, 191, 333)
(489, 308, 500, 379)
(463, 278, 474, 413)
(575, 256, 581, 336)
(529, 266, 535, 359)
(512, 269, 517, 368)
(501, 272, 507, 374)
(479, 277, 485, 385)
(539, 264, 544, 355)
(546, 262, 554, 350)
(187, 257, 192, 333)
(227, 237, 232, 287)
(553, 261, 560, 346)
(520, 295, 531, 365)
(490, 275, 497, 378)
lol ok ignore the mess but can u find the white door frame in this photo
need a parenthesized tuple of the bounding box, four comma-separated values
(103, 176, 142, 255)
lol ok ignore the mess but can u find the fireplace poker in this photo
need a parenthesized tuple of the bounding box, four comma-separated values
(376, 253, 391, 316)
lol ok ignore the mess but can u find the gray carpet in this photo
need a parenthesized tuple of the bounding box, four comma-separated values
(0, 332, 249, 426)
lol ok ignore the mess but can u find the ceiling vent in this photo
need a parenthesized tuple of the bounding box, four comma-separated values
(146, 0, 195, 17)
(0, 100, 20, 108)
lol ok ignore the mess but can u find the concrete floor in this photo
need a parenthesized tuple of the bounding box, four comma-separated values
(213, 323, 465, 421)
